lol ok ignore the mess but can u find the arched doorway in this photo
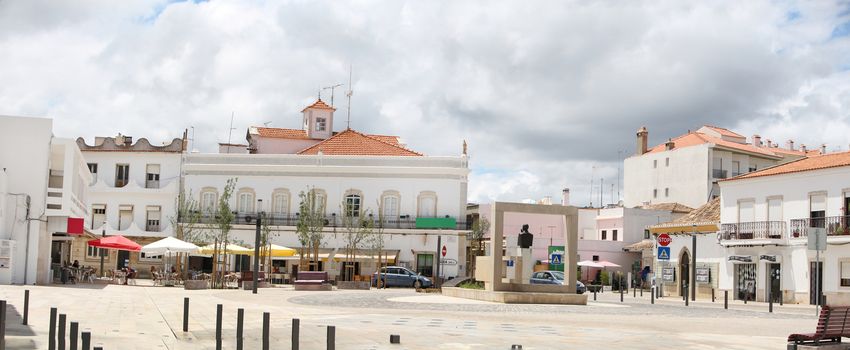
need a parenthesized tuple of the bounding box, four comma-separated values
(679, 249, 690, 298)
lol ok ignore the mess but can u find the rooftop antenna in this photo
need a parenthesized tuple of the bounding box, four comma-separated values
(346, 64, 353, 129)
(323, 83, 343, 107)
(226, 112, 236, 153)
(263, 121, 272, 127)
(189, 126, 195, 151)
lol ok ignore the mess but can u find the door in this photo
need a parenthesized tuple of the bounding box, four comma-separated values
(810, 261, 824, 305)
(735, 263, 757, 301)
(679, 251, 690, 297)
(767, 263, 781, 303)
(117, 250, 130, 270)
(386, 268, 400, 286)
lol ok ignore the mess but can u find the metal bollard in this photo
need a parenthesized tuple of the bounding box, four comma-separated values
(58, 314, 66, 350)
(93, 347, 102, 350)
(511, 345, 523, 350)
(640, 287, 643, 297)
(620, 286, 623, 302)
(744, 296, 747, 305)
(70, 322, 78, 350)
(23, 290, 29, 325)
(780, 291, 784, 306)
(685, 286, 689, 306)
(236, 308, 244, 350)
(262, 312, 270, 350)
(651, 287, 655, 304)
(633, 286, 636, 298)
(49, 307, 57, 350)
(770, 296, 774, 313)
(724, 291, 728, 310)
(182, 297, 189, 332)
(215, 304, 222, 350)
(292, 318, 300, 350)
(0, 300, 5, 350)
(327, 325, 335, 350)
(712, 288, 715, 303)
(81, 331, 90, 350)
(593, 290, 596, 301)
(390, 334, 401, 344)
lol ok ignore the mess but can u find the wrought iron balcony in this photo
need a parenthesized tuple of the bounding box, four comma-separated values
(720, 221, 786, 240)
(187, 212, 469, 230)
(712, 169, 727, 179)
(790, 216, 850, 238)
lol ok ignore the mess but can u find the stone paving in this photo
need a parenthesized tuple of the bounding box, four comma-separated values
(0, 284, 819, 349)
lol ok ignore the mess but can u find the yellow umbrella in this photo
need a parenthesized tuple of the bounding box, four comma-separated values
(197, 243, 253, 255)
(256, 244, 297, 257)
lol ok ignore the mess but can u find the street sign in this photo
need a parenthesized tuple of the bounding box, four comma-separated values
(550, 254, 563, 265)
(440, 258, 457, 265)
(662, 267, 675, 282)
(658, 233, 672, 247)
(696, 267, 710, 283)
(808, 228, 827, 251)
(548, 245, 565, 272)
(658, 247, 671, 260)
(442, 245, 447, 257)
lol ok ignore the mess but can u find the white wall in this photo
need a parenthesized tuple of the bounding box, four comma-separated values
(624, 144, 711, 209)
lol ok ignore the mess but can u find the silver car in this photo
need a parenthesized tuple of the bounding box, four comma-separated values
(371, 266, 433, 288)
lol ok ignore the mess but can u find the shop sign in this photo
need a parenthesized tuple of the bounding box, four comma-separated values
(440, 258, 457, 265)
(662, 267, 675, 282)
(759, 255, 779, 263)
(728, 255, 753, 263)
(695, 267, 710, 283)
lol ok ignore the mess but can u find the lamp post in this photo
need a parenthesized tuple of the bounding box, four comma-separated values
(99, 221, 106, 277)
(253, 199, 263, 294)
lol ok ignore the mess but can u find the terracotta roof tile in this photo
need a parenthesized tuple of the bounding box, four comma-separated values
(647, 132, 780, 158)
(297, 129, 423, 156)
(301, 99, 336, 112)
(254, 127, 310, 139)
(650, 198, 720, 230)
(368, 134, 401, 145)
(641, 202, 695, 214)
(726, 151, 850, 180)
(702, 125, 744, 138)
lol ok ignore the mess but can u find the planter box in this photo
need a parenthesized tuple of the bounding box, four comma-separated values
(184, 280, 207, 290)
(337, 281, 370, 290)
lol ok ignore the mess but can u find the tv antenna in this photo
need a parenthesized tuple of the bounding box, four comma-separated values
(226, 112, 236, 153)
(322, 83, 343, 107)
(345, 64, 353, 129)
(263, 121, 272, 127)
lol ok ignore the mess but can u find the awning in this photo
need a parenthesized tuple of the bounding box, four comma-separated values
(728, 255, 754, 264)
(623, 239, 654, 252)
(330, 250, 400, 262)
(759, 255, 782, 263)
(141, 237, 199, 255)
(253, 244, 297, 257)
(650, 223, 719, 235)
(196, 243, 253, 255)
(87, 235, 141, 251)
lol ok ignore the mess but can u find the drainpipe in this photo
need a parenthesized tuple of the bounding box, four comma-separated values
(23, 195, 31, 285)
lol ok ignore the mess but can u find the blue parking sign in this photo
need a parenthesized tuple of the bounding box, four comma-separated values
(658, 247, 671, 260)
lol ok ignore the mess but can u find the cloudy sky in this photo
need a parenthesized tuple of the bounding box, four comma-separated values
(1, 0, 849, 205)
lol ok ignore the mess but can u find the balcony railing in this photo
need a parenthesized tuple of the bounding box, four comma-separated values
(185, 212, 470, 230)
(712, 169, 727, 179)
(720, 221, 786, 240)
(145, 180, 160, 189)
(790, 216, 850, 238)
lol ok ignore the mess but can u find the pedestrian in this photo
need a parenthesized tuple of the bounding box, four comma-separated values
(640, 266, 650, 289)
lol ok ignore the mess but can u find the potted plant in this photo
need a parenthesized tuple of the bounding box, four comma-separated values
(793, 229, 800, 238)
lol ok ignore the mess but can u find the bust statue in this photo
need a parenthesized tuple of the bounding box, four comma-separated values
(517, 224, 533, 249)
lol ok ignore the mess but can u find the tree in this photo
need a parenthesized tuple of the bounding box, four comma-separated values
(258, 211, 279, 275)
(170, 189, 202, 277)
(469, 216, 490, 279)
(367, 200, 387, 288)
(296, 189, 325, 272)
(340, 199, 372, 281)
(210, 178, 237, 288)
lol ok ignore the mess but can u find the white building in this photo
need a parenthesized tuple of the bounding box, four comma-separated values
(74, 133, 186, 275)
(0, 116, 91, 285)
(718, 151, 850, 304)
(624, 125, 813, 209)
(182, 99, 470, 281)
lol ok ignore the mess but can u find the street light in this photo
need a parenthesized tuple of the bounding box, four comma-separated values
(253, 199, 263, 294)
(99, 220, 106, 277)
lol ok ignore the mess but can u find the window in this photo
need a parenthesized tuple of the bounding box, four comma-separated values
(613, 229, 618, 241)
(738, 200, 754, 223)
(118, 205, 133, 230)
(145, 164, 160, 189)
(592, 255, 599, 261)
(139, 252, 162, 262)
(237, 189, 255, 213)
(767, 198, 782, 222)
(665, 188, 669, 197)
(749, 166, 757, 172)
(344, 194, 362, 217)
(653, 160, 657, 168)
(315, 117, 327, 132)
(87, 163, 98, 184)
(416, 254, 434, 276)
(92, 204, 106, 229)
(146, 206, 161, 232)
(86, 245, 105, 259)
(115, 164, 129, 187)
(381, 192, 400, 220)
(653, 189, 658, 198)
(201, 189, 217, 213)
(842, 261, 850, 287)
(811, 193, 827, 228)
(644, 229, 650, 240)
(601, 230, 607, 240)
(418, 192, 437, 217)
(665, 158, 669, 166)
(272, 190, 290, 215)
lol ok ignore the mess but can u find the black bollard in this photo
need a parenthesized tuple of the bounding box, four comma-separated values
(712, 288, 715, 303)
(724, 291, 728, 310)
(651, 287, 655, 304)
(640, 287, 643, 297)
(744, 295, 747, 304)
(292, 318, 300, 350)
(70, 322, 78, 350)
(327, 325, 335, 350)
(215, 304, 222, 350)
(770, 296, 773, 313)
(593, 289, 596, 301)
(390, 335, 401, 344)
(633, 286, 636, 298)
(182, 297, 189, 332)
(620, 285, 623, 302)
(81, 332, 90, 350)
(685, 286, 689, 306)
(49, 307, 57, 350)
(93, 347, 102, 350)
(236, 308, 244, 350)
(58, 314, 66, 350)
(780, 291, 784, 306)
(262, 312, 270, 350)
(0, 300, 5, 350)
(23, 290, 29, 325)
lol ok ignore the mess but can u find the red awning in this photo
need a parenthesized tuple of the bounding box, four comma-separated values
(87, 235, 141, 251)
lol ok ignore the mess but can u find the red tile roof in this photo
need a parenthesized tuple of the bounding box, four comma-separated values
(254, 127, 311, 139)
(297, 129, 423, 156)
(701, 125, 745, 138)
(726, 151, 850, 181)
(646, 132, 780, 158)
(368, 134, 401, 146)
(301, 99, 336, 112)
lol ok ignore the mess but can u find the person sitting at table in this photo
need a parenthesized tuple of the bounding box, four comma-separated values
(72, 260, 80, 268)
(124, 266, 137, 285)
(171, 265, 177, 274)
(150, 265, 157, 276)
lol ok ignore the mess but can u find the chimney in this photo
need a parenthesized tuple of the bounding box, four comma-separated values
(766, 139, 772, 148)
(636, 126, 648, 155)
(821, 144, 827, 154)
(665, 138, 675, 151)
(562, 188, 570, 206)
(801, 144, 807, 152)
(786, 139, 795, 150)
(752, 135, 762, 147)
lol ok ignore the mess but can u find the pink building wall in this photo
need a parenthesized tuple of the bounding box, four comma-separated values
(479, 203, 567, 262)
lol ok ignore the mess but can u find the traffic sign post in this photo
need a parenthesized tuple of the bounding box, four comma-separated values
(657, 247, 671, 260)
(809, 228, 827, 317)
(657, 233, 672, 246)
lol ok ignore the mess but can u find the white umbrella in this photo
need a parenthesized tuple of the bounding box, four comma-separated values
(577, 260, 604, 268)
(141, 237, 200, 284)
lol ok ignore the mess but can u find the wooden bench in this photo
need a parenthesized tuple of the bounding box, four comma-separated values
(788, 305, 850, 346)
(294, 271, 332, 291)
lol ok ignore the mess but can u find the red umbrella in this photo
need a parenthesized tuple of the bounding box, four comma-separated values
(87, 235, 141, 251)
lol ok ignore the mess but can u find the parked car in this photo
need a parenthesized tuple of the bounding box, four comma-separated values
(530, 270, 586, 294)
(371, 266, 433, 288)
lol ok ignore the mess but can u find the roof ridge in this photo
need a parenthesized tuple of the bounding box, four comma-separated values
(296, 128, 423, 156)
(355, 129, 423, 155)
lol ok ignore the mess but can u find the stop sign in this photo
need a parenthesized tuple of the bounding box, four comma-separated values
(442, 245, 447, 257)
(658, 233, 672, 246)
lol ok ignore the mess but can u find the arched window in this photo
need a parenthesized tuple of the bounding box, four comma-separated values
(237, 188, 256, 213)
(417, 191, 437, 217)
(200, 187, 218, 213)
(308, 188, 327, 214)
(272, 189, 291, 215)
(344, 189, 363, 217)
(381, 190, 400, 220)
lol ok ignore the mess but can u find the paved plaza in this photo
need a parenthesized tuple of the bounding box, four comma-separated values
(0, 284, 818, 349)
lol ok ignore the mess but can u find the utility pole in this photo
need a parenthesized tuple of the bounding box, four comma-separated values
(345, 65, 353, 129)
(226, 112, 236, 153)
